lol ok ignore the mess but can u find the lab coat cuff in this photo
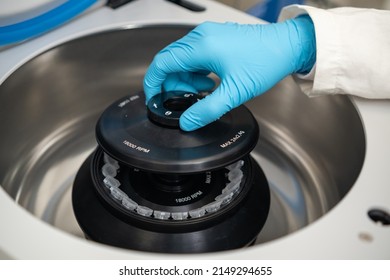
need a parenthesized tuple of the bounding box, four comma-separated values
(279, 5, 341, 97)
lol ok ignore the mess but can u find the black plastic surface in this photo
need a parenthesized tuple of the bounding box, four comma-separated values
(96, 93, 259, 174)
(107, 0, 137, 9)
(166, 0, 206, 12)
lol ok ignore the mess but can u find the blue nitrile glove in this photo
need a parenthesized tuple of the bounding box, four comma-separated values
(143, 15, 316, 131)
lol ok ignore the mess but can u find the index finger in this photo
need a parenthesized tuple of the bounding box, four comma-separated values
(143, 35, 205, 103)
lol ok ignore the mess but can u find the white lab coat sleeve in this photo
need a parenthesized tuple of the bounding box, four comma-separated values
(279, 5, 390, 99)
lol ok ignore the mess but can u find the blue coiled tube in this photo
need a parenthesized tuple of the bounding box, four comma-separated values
(0, 0, 98, 46)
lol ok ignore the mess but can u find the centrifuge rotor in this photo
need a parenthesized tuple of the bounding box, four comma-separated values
(72, 92, 270, 253)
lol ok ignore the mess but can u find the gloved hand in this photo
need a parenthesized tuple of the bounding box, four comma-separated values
(144, 15, 316, 131)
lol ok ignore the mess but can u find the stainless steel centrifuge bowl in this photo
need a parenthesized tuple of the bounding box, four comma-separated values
(0, 26, 365, 246)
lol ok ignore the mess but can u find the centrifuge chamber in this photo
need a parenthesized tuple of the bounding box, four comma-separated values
(0, 0, 389, 259)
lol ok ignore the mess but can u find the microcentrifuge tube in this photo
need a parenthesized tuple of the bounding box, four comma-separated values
(110, 186, 127, 201)
(204, 200, 222, 213)
(154, 211, 171, 220)
(137, 206, 153, 217)
(102, 163, 118, 177)
(122, 197, 138, 210)
(103, 176, 120, 188)
(171, 212, 188, 220)
(189, 208, 206, 218)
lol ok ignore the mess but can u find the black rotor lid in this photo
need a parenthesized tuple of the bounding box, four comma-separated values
(95, 91, 259, 174)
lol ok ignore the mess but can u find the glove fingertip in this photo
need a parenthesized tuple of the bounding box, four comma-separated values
(179, 95, 228, 131)
(143, 78, 161, 104)
(179, 111, 203, 131)
(143, 88, 159, 104)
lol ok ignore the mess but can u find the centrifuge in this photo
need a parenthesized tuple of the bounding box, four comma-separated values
(0, 0, 389, 259)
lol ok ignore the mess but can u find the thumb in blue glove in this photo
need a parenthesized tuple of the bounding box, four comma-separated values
(143, 15, 316, 131)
